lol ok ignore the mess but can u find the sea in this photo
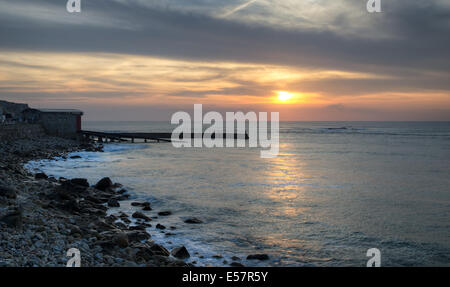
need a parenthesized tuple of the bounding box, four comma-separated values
(25, 121, 450, 266)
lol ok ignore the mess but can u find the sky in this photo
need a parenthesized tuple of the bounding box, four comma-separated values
(0, 0, 449, 121)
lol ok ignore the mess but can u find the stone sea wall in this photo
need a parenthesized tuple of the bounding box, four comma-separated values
(0, 124, 45, 141)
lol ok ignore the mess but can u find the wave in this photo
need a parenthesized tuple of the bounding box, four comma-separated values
(103, 143, 149, 153)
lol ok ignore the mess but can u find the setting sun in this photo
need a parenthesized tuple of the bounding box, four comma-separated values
(278, 91, 294, 102)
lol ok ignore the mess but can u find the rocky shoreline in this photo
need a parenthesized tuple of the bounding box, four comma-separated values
(0, 136, 199, 267)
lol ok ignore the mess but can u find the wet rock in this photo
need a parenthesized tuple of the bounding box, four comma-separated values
(35, 173, 48, 180)
(60, 199, 80, 213)
(0, 185, 17, 199)
(120, 218, 131, 224)
(95, 177, 113, 191)
(149, 244, 170, 256)
(114, 222, 128, 230)
(112, 182, 122, 188)
(107, 199, 120, 207)
(231, 256, 241, 261)
(70, 155, 82, 159)
(67, 226, 81, 237)
(134, 245, 155, 261)
(70, 178, 89, 187)
(171, 246, 190, 259)
(94, 220, 116, 232)
(246, 254, 269, 261)
(230, 262, 245, 267)
(99, 231, 129, 249)
(212, 254, 223, 259)
(60, 181, 88, 193)
(0, 208, 23, 228)
(83, 207, 106, 217)
(85, 195, 104, 204)
(127, 230, 151, 242)
(115, 194, 130, 201)
(115, 232, 129, 248)
(158, 211, 172, 216)
(156, 223, 166, 230)
(184, 217, 203, 224)
(128, 224, 146, 231)
(105, 214, 117, 223)
(132, 212, 151, 221)
(131, 202, 151, 208)
(142, 206, 152, 211)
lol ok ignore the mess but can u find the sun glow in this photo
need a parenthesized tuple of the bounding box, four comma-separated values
(277, 91, 294, 102)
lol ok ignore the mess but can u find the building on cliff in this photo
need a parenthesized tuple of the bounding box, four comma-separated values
(0, 100, 83, 138)
(22, 108, 83, 137)
(0, 100, 29, 123)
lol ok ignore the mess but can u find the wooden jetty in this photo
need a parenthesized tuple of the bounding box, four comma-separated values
(80, 130, 249, 143)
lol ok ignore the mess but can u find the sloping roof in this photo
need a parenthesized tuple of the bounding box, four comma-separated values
(36, 109, 83, 115)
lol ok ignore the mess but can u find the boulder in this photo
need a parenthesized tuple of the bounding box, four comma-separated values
(115, 232, 129, 248)
(246, 254, 269, 261)
(98, 231, 129, 249)
(149, 244, 170, 256)
(0, 208, 23, 228)
(70, 178, 89, 187)
(83, 207, 106, 217)
(158, 211, 172, 216)
(132, 212, 151, 221)
(107, 199, 120, 207)
(60, 181, 88, 193)
(131, 201, 151, 208)
(156, 223, 166, 230)
(127, 230, 151, 242)
(0, 185, 17, 199)
(95, 177, 113, 191)
(35, 173, 48, 180)
(114, 222, 128, 230)
(184, 217, 203, 224)
(129, 225, 146, 231)
(230, 262, 245, 267)
(94, 220, 116, 232)
(85, 195, 105, 204)
(115, 194, 130, 201)
(132, 243, 155, 261)
(60, 199, 80, 213)
(135, 249, 154, 261)
(171, 246, 190, 259)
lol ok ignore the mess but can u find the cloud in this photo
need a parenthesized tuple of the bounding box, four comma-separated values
(0, 0, 449, 120)
(221, 0, 258, 18)
(0, 0, 448, 75)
